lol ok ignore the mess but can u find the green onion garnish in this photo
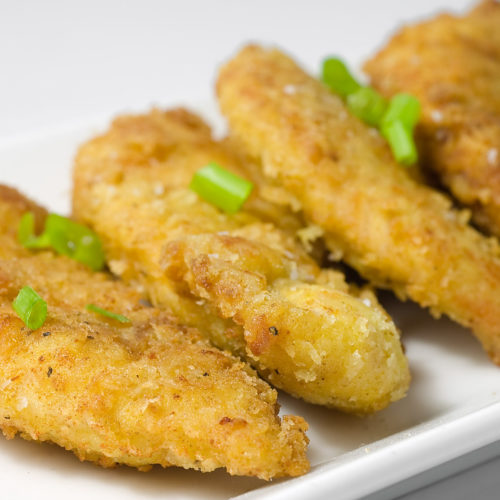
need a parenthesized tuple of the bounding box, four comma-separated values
(12, 286, 47, 330)
(382, 93, 421, 131)
(321, 57, 362, 98)
(189, 162, 253, 214)
(380, 94, 421, 166)
(381, 120, 418, 166)
(18, 212, 50, 248)
(346, 87, 387, 127)
(18, 212, 105, 271)
(320, 56, 420, 166)
(86, 304, 131, 323)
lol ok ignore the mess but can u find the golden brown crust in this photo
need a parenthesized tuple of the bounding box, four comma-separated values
(72, 108, 410, 413)
(0, 185, 309, 479)
(216, 45, 500, 364)
(365, 0, 500, 236)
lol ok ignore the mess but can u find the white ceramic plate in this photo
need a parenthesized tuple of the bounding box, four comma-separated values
(0, 103, 499, 500)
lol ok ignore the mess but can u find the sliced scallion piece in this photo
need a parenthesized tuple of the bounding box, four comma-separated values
(382, 93, 421, 131)
(12, 286, 47, 330)
(381, 120, 418, 166)
(347, 87, 387, 127)
(320, 56, 421, 167)
(321, 57, 361, 98)
(18, 212, 50, 248)
(18, 212, 105, 271)
(45, 214, 104, 271)
(86, 304, 131, 323)
(190, 162, 253, 214)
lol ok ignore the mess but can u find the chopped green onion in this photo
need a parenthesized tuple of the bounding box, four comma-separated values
(382, 93, 421, 131)
(320, 56, 421, 167)
(18, 212, 105, 271)
(346, 87, 387, 127)
(18, 212, 35, 245)
(18, 212, 50, 248)
(86, 304, 131, 323)
(45, 215, 104, 270)
(189, 162, 253, 214)
(12, 286, 47, 330)
(321, 57, 362, 98)
(381, 120, 418, 166)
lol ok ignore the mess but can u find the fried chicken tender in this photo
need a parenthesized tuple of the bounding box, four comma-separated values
(216, 45, 500, 364)
(72, 109, 410, 413)
(0, 185, 309, 480)
(365, 0, 500, 237)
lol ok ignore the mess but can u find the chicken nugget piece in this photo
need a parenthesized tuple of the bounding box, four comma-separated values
(216, 45, 500, 364)
(0, 184, 309, 479)
(72, 108, 409, 413)
(365, 0, 500, 236)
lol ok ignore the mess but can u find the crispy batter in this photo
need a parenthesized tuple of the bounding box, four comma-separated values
(365, 0, 500, 236)
(216, 45, 500, 364)
(0, 185, 309, 480)
(72, 109, 409, 413)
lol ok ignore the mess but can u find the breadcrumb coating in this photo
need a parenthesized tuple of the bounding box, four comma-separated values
(216, 45, 500, 364)
(0, 185, 309, 480)
(72, 108, 409, 413)
(365, 0, 500, 236)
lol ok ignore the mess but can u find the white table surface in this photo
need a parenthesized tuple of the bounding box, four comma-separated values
(1, 1, 499, 499)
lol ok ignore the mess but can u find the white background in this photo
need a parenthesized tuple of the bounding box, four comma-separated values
(1, 1, 499, 499)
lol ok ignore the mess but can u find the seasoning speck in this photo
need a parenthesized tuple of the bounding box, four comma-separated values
(16, 397, 28, 411)
(431, 110, 443, 123)
(87, 335, 94, 340)
(4, 416, 10, 420)
(42, 331, 51, 337)
(153, 183, 165, 196)
(269, 326, 279, 336)
(203, 372, 209, 377)
(487, 148, 498, 165)
(139, 298, 153, 308)
(435, 129, 449, 142)
(47, 367, 53, 377)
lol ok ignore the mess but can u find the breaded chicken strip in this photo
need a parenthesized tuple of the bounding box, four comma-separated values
(0, 185, 308, 479)
(365, 0, 500, 236)
(72, 109, 409, 413)
(217, 45, 500, 364)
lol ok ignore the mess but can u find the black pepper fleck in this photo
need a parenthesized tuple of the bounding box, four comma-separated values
(42, 331, 51, 337)
(47, 367, 53, 377)
(203, 372, 209, 376)
(275, 369, 280, 375)
(4, 416, 10, 419)
(87, 335, 94, 340)
(269, 326, 279, 336)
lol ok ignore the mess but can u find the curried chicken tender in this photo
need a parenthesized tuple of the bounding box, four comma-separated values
(0, 184, 309, 480)
(72, 109, 410, 414)
(216, 45, 500, 364)
(365, 0, 500, 237)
